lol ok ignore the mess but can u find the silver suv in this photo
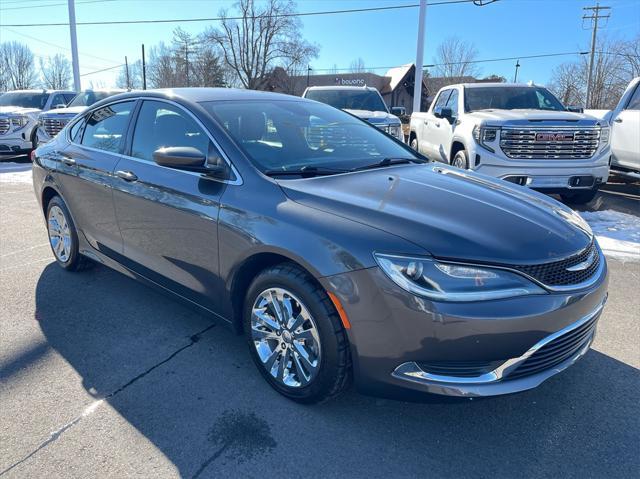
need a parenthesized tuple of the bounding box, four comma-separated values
(0, 90, 75, 159)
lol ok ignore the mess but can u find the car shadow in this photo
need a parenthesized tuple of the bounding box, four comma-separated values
(31, 262, 639, 478)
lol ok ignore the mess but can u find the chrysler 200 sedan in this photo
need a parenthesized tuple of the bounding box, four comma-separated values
(32, 88, 608, 403)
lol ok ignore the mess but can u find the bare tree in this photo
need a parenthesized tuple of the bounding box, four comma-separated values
(116, 59, 144, 89)
(349, 57, 366, 73)
(204, 0, 318, 90)
(0, 41, 38, 90)
(548, 62, 585, 107)
(433, 36, 480, 79)
(40, 54, 72, 90)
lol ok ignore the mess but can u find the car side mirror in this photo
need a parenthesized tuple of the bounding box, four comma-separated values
(153, 146, 228, 179)
(566, 106, 584, 113)
(434, 106, 454, 123)
(390, 107, 406, 117)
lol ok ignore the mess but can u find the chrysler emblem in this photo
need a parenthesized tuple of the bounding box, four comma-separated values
(566, 250, 596, 272)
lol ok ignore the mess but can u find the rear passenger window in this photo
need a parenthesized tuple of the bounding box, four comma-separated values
(81, 101, 134, 153)
(69, 118, 85, 143)
(131, 100, 213, 163)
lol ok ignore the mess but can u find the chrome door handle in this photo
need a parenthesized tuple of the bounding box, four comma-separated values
(115, 170, 138, 182)
(61, 156, 76, 166)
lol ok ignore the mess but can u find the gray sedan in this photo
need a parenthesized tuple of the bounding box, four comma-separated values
(32, 88, 608, 403)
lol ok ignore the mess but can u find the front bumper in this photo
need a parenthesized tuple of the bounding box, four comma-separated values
(0, 125, 36, 157)
(322, 254, 608, 399)
(471, 144, 611, 190)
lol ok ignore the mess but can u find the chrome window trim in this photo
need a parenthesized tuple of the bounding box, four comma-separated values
(66, 97, 243, 186)
(392, 296, 606, 386)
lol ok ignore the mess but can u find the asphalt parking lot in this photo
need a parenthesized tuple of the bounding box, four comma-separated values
(1, 159, 639, 478)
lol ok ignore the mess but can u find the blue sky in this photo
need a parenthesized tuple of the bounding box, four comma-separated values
(0, 0, 638, 88)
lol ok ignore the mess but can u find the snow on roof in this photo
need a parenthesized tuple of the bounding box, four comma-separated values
(385, 63, 414, 91)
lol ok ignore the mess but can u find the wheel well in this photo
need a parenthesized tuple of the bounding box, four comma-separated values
(450, 141, 465, 162)
(229, 253, 315, 334)
(41, 187, 58, 215)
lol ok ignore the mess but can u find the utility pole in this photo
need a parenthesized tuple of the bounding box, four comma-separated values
(125, 56, 130, 89)
(67, 0, 81, 91)
(513, 59, 521, 83)
(583, 3, 611, 109)
(307, 66, 312, 87)
(141, 44, 147, 90)
(412, 0, 427, 114)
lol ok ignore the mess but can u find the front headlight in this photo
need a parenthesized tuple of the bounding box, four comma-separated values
(388, 124, 403, 140)
(10, 115, 29, 130)
(472, 125, 499, 153)
(599, 126, 610, 145)
(374, 253, 545, 301)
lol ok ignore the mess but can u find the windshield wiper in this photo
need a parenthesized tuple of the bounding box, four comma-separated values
(352, 157, 426, 172)
(263, 165, 348, 178)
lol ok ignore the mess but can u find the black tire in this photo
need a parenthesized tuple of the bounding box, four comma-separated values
(243, 263, 351, 404)
(560, 188, 599, 205)
(451, 149, 468, 169)
(31, 128, 39, 153)
(410, 136, 418, 151)
(46, 195, 93, 272)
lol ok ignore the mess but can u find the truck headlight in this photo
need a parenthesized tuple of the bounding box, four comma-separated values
(599, 127, 610, 145)
(473, 125, 498, 153)
(10, 115, 29, 130)
(374, 253, 545, 301)
(389, 124, 403, 140)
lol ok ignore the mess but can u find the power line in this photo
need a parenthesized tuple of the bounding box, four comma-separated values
(80, 63, 124, 77)
(0, 1, 490, 28)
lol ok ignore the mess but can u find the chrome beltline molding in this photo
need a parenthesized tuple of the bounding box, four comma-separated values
(392, 296, 606, 386)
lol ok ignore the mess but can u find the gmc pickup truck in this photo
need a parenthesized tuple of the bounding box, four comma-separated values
(0, 89, 76, 159)
(303, 86, 405, 142)
(409, 83, 611, 204)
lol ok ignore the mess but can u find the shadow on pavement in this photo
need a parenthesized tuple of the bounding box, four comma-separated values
(26, 262, 640, 478)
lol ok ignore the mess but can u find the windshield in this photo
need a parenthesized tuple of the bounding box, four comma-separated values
(464, 87, 566, 112)
(305, 89, 388, 113)
(200, 100, 418, 175)
(0, 92, 49, 109)
(68, 91, 118, 108)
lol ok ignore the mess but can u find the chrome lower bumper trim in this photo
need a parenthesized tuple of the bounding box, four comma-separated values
(391, 297, 606, 397)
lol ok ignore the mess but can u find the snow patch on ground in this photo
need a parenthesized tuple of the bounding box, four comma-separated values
(580, 210, 640, 261)
(0, 169, 32, 184)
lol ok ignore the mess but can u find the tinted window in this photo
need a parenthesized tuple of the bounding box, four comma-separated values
(201, 100, 418, 174)
(63, 93, 76, 104)
(445, 89, 459, 116)
(304, 89, 388, 112)
(50, 94, 67, 108)
(625, 85, 640, 110)
(69, 118, 85, 143)
(81, 101, 134, 153)
(432, 90, 451, 111)
(464, 87, 565, 112)
(0, 92, 49, 109)
(131, 100, 212, 163)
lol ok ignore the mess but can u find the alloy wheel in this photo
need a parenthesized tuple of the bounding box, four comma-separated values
(48, 205, 72, 262)
(251, 287, 321, 388)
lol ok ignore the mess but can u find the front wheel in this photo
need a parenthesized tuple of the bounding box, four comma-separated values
(560, 187, 599, 205)
(244, 264, 351, 403)
(410, 137, 419, 151)
(451, 150, 469, 169)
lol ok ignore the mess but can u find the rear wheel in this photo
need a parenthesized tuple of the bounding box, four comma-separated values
(560, 187, 599, 205)
(244, 263, 351, 403)
(46, 196, 93, 271)
(451, 149, 468, 169)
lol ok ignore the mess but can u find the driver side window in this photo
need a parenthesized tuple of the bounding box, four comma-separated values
(432, 90, 452, 112)
(445, 89, 459, 117)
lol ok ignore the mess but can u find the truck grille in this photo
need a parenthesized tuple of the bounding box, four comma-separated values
(42, 117, 70, 137)
(0, 117, 10, 135)
(510, 240, 600, 287)
(500, 127, 600, 159)
(507, 312, 598, 380)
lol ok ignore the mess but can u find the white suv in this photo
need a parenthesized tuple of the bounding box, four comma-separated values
(0, 89, 76, 159)
(409, 83, 611, 204)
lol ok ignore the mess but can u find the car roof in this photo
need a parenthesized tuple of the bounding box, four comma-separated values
(102, 87, 309, 104)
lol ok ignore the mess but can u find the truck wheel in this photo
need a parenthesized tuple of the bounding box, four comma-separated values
(451, 150, 468, 169)
(410, 137, 418, 151)
(560, 188, 599, 205)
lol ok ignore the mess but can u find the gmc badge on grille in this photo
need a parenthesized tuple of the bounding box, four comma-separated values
(535, 132, 575, 142)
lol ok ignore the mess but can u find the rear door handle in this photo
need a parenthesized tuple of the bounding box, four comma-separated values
(59, 155, 76, 166)
(115, 170, 138, 182)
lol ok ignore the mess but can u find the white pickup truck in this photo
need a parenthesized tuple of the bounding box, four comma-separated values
(409, 83, 611, 204)
(587, 77, 639, 179)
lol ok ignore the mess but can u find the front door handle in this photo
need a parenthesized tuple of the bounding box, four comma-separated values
(60, 155, 76, 166)
(614, 118, 623, 123)
(115, 170, 138, 182)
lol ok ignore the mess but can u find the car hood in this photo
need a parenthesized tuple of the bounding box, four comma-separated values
(279, 164, 592, 265)
(0, 106, 41, 116)
(344, 109, 401, 125)
(468, 109, 601, 125)
(41, 106, 86, 117)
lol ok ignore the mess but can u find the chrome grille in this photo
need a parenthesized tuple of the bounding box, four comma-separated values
(42, 117, 70, 137)
(0, 117, 9, 135)
(500, 127, 600, 159)
(510, 241, 600, 287)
